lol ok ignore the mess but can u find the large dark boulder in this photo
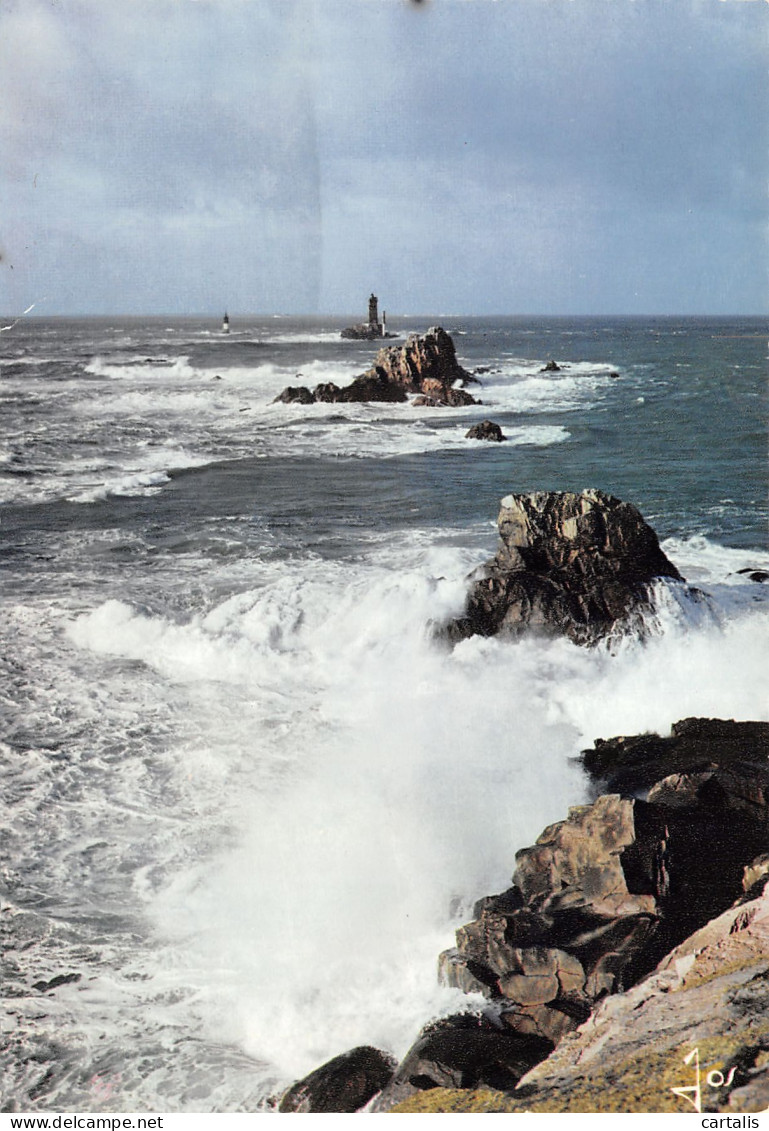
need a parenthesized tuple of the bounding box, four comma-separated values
(272, 385, 314, 405)
(371, 1014, 552, 1112)
(278, 1045, 396, 1113)
(335, 372, 408, 403)
(275, 328, 478, 407)
(445, 490, 684, 647)
(466, 420, 506, 442)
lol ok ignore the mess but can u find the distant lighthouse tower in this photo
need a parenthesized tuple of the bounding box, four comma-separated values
(368, 293, 380, 333)
(222, 312, 230, 334)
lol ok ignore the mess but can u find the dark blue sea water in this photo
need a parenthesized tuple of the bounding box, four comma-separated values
(1, 315, 767, 1111)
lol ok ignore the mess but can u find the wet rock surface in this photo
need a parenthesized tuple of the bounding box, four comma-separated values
(370, 1015, 552, 1112)
(466, 420, 505, 442)
(278, 1045, 396, 1113)
(445, 489, 685, 646)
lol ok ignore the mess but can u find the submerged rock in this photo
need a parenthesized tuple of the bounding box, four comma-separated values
(445, 489, 684, 647)
(737, 567, 769, 584)
(466, 420, 505, 442)
(275, 327, 478, 408)
(278, 1045, 396, 1113)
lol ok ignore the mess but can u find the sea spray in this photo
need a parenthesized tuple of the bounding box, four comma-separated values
(67, 541, 769, 1087)
(4, 314, 766, 1112)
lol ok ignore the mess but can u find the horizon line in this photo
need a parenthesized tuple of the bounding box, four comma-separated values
(2, 310, 766, 321)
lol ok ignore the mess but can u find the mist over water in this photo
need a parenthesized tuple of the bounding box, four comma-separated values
(1, 316, 767, 1110)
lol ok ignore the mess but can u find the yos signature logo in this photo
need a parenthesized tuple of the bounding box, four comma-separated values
(671, 1047, 736, 1113)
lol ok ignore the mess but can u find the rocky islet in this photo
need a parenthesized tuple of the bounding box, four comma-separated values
(274, 326, 479, 407)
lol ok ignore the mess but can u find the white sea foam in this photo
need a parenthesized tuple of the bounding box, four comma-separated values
(473, 360, 617, 414)
(259, 329, 355, 345)
(1, 347, 600, 505)
(60, 534, 769, 1088)
(4, 320, 766, 1110)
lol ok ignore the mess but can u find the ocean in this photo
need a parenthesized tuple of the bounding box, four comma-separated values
(1, 314, 767, 1112)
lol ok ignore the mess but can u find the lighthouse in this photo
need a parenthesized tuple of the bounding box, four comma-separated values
(222, 312, 230, 334)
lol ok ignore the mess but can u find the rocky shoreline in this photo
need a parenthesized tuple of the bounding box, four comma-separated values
(276, 492, 768, 1114)
(279, 717, 769, 1114)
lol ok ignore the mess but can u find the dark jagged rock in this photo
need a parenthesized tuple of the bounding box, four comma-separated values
(273, 385, 314, 405)
(466, 420, 505, 442)
(371, 1014, 552, 1112)
(334, 371, 408, 403)
(445, 490, 684, 647)
(275, 328, 478, 408)
(312, 382, 342, 403)
(540, 360, 563, 372)
(278, 1045, 396, 1113)
(413, 387, 478, 408)
(32, 972, 81, 993)
(581, 717, 769, 797)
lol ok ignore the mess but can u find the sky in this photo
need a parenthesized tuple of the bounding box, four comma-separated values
(0, 0, 766, 316)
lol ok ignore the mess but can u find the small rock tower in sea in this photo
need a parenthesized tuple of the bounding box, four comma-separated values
(222, 312, 230, 334)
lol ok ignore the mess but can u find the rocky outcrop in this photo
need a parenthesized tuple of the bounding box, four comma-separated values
(279, 719, 769, 1114)
(439, 760, 768, 1021)
(274, 328, 479, 407)
(278, 1045, 396, 1113)
(388, 719, 769, 1112)
(466, 420, 505, 442)
(392, 886, 769, 1112)
(445, 490, 684, 647)
(540, 360, 563, 372)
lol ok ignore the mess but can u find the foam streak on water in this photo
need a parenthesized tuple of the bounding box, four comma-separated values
(1, 315, 767, 1111)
